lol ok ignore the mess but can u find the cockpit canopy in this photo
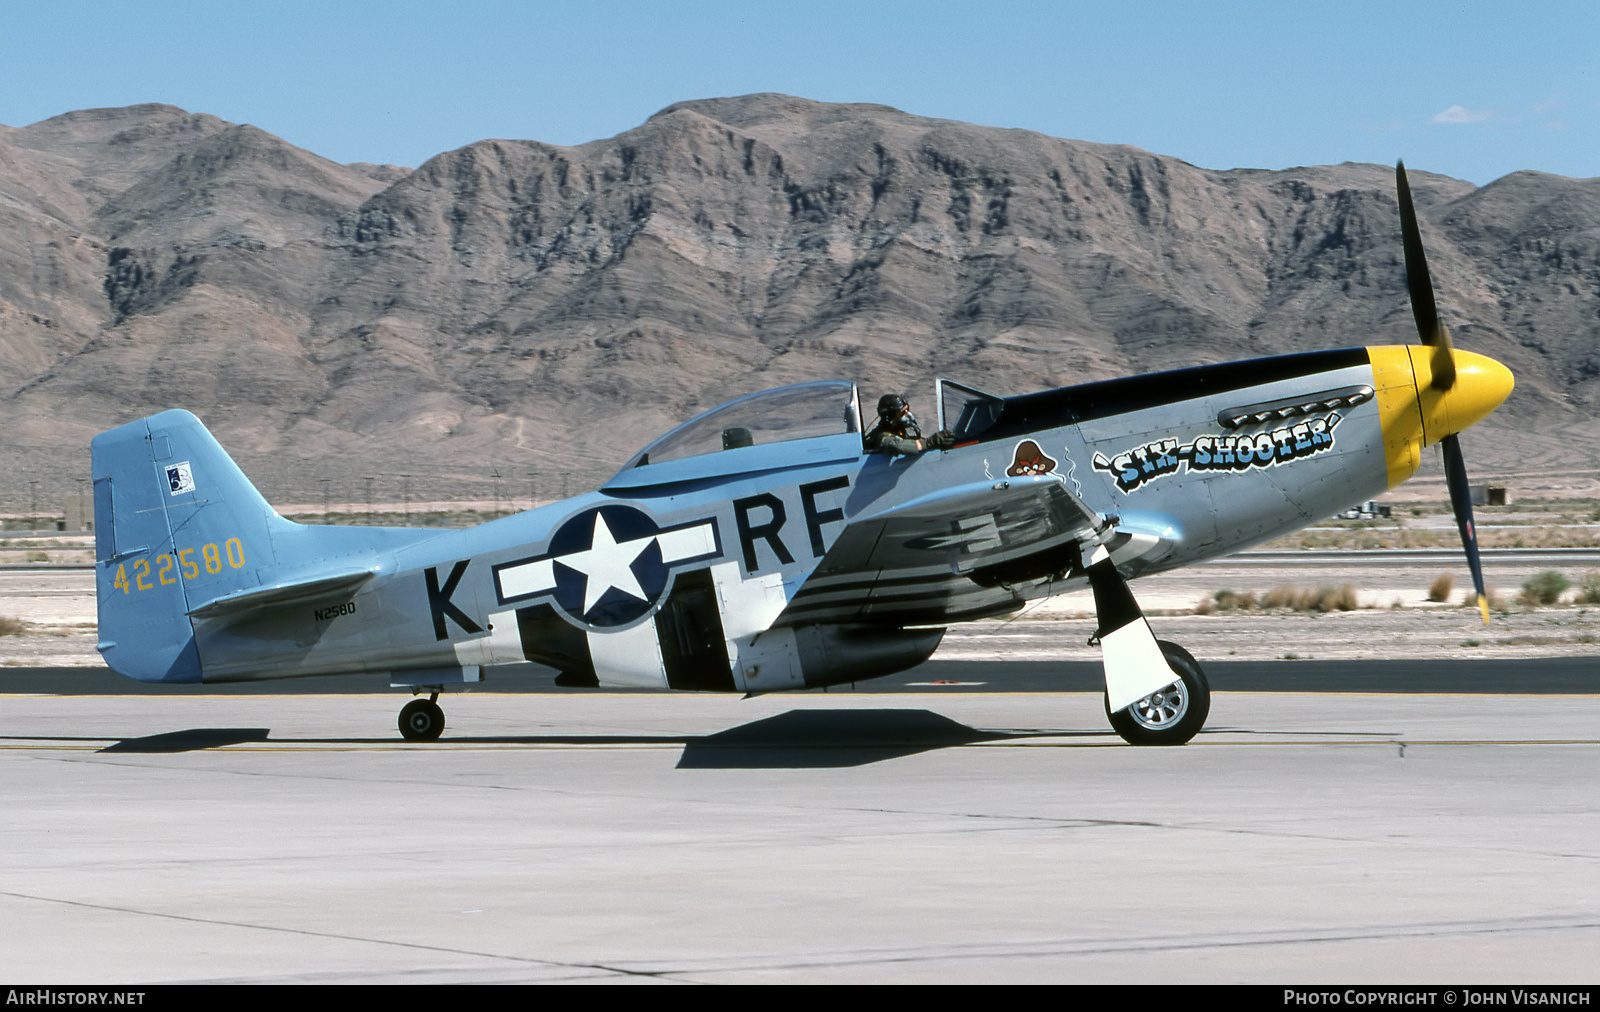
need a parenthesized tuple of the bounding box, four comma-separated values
(619, 380, 863, 472)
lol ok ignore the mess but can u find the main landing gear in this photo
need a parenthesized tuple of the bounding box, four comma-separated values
(1104, 641, 1210, 746)
(1086, 551, 1212, 746)
(399, 693, 445, 742)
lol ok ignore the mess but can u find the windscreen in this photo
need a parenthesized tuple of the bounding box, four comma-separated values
(624, 381, 861, 469)
(938, 379, 1005, 441)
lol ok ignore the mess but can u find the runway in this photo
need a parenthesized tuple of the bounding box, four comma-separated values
(4, 566, 1597, 982)
(4, 688, 1599, 983)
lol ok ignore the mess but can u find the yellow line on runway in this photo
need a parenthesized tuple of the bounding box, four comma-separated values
(0, 744, 109, 751)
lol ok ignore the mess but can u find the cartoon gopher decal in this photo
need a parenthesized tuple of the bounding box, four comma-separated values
(1006, 440, 1058, 476)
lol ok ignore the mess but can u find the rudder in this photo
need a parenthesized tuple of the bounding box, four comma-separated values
(92, 410, 291, 682)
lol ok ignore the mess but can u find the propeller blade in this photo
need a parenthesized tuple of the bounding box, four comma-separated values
(1427, 323, 1458, 391)
(1440, 433, 1490, 624)
(1396, 161, 1456, 390)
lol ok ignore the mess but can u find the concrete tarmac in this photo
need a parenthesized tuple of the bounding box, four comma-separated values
(3, 689, 1599, 983)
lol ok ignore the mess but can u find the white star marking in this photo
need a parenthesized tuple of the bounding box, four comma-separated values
(557, 512, 654, 614)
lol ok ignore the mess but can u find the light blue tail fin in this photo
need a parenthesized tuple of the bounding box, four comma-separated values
(92, 410, 296, 682)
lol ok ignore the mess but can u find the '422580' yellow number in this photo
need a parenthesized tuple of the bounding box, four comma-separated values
(112, 538, 245, 594)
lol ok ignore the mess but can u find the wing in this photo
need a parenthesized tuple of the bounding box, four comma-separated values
(777, 475, 1110, 626)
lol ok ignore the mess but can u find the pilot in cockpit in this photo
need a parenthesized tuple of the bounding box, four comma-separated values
(865, 394, 954, 456)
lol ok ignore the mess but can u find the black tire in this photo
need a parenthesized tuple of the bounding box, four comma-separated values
(1104, 641, 1210, 746)
(399, 699, 445, 742)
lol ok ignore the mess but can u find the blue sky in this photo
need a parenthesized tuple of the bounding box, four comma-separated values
(2, 0, 1594, 185)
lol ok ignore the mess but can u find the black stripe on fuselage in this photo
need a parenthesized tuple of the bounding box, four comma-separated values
(517, 604, 594, 683)
(980, 347, 1372, 442)
(655, 568, 736, 691)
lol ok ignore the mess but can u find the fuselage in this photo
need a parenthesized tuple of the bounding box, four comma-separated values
(94, 345, 1512, 691)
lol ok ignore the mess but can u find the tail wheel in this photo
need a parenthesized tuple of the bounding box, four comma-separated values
(1105, 641, 1210, 746)
(399, 699, 445, 742)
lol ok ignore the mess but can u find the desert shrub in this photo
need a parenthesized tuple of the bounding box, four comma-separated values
(1317, 585, 1360, 612)
(1261, 586, 1298, 610)
(1487, 589, 1508, 612)
(25, 550, 48, 562)
(1520, 570, 1570, 606)
(1427, 573, 1454, 602)
(1459, 588, 1509, 612)
(1262, 585, 1358, 612)
(1579, 572, 1600, 605)
(0, 616, 23, 636)
(1196, 589, 1258, 614)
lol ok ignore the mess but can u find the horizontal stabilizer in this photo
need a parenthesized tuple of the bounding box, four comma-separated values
(188, 570, 375, 620)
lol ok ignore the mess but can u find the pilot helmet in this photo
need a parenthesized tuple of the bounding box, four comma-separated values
(877, 394, 910, 421)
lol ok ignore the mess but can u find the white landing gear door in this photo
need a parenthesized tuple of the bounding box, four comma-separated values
(1087, 550, 1181, 713)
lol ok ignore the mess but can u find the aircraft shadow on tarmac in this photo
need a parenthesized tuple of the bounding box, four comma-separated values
(0, 729, 277, 753)
(98, 728, 272, 752)
(7, 719, 1398, 758)
(52, 709, 1084, 764)
(673, 709, 1077, 768)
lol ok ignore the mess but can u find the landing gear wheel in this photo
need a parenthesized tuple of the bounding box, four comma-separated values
(1105, 641, 1210, 746)
(399, 698, 445, 741)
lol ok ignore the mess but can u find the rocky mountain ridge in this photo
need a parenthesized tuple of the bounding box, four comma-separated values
(1, 96, 1594, 509)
